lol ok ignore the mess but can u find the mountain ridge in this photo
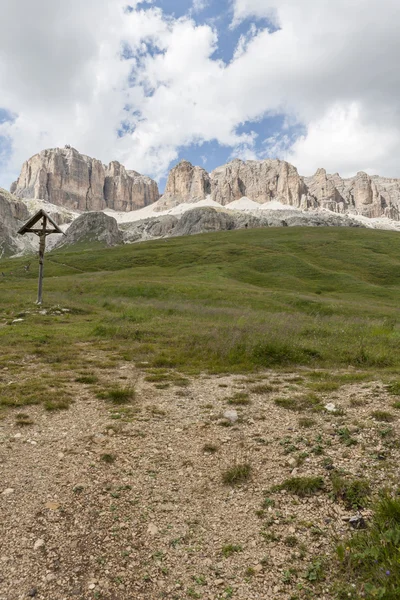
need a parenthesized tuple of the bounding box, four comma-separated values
(10, 148, 400, 221)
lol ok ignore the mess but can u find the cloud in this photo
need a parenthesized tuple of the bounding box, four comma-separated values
(1, 0, 400, 190)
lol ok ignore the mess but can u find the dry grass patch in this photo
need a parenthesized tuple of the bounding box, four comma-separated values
(222, 463, 252, 486)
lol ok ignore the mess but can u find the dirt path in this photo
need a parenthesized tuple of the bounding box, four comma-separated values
(1, 366, 399, 600)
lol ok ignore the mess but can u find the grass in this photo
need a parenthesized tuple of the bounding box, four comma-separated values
(203, 443, 218, 454)
(75, 374, 99, 384)
(222, 463, 252, 486)
(371, 410, 395, 422)
(387, 382, 400, 396)
(226, 392, 250, 405)
(331, 474, 371, 510)
(221, 544, 243, 558)
(276, 476, 325, 497)
(299, 417, 316, 428)
(335, 493, 400, 599)
(97, 386, 135, 405)
(100, 453, 116, 464)
(0, 227, 400, 385)
(274, 393, 322, 412)
(250, 383, 275, 394)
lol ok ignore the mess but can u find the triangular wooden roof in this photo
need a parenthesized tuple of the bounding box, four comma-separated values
(18, 209, 64, 235)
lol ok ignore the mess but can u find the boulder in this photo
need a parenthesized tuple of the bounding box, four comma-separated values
(55, 212, 123, 249)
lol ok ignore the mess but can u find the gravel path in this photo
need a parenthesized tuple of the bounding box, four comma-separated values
(1, 366, 399, 600)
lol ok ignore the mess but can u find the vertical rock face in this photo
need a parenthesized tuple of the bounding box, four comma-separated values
(11, 147, 159, 212)
(210, 159, 308, 207)
(104, 162, 159, 211)
(158, 160, 211, 209)
(0, 188, 31, 257)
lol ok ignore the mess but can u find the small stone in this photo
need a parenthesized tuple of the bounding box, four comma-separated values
(2, 488, 14, 496)
(215, 579, 224, 586)
(14, 433, 22, 439)
(147, 523, 158, 536)
(12, 318, 24, 323)
(46, 574, 56, 582)
(254, 564, 263, 573)
(88, 583, 96, 590)
(223, 409, 238, 423)
(34, 539, 45, 550)
(349, 514, 367, 530)
(325, 403, 337, 413)
(45, 501, 60, 511)
(28, 588, 38, 597)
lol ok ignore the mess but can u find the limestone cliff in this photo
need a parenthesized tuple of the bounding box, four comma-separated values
(160, 158, 400, 220)
(11, 147, 159, 212)
(157, 160, 211, 210)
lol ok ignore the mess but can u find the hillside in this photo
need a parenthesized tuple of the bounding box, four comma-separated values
(1, 227, 400, 600)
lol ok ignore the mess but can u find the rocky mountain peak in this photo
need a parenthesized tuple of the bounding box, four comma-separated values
(10, 147, 159, 212)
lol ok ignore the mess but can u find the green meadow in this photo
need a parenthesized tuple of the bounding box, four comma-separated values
(1, 226, 400, 376)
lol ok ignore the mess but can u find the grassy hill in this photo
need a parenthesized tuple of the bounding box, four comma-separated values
(1, 226, 400, 374)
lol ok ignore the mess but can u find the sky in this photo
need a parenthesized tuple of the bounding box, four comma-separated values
(1, 0, 400, 192)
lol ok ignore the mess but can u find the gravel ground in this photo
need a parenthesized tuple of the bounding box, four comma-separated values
(1, 364, 399, 600)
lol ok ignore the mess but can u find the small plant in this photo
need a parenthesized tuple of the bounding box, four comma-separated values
(226, 392, 250, 405)
(299, 417, 316, 428)
(386, 381, 400, 396)
(97, 386, 135, 405)
(284, 535, 298, 547)
(335, 493, 400, 598)
(101, 453, 116, 464)
(263, 497, 275, 508)
(278, 476, 325, 497)
(75, 374, 99, 384)
(15, 413, 33, 426)
(349, 397, 366, 407)
(221, 544, 242, 558)
(275, 397, 298, 411)
(393, 401, 400, 409)
(304, 559, 325, 582)
(330, 473, 370, 510)
(203, 443, 218, 454)
(371, 410, 395, 423)
(251, 384, 275, 394)
(44, 398, 70, 411)
(222, 463, 251, 485)
(338, 427, 357, 446)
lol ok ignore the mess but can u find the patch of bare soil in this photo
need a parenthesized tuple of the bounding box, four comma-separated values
(1, 366, 399, 600)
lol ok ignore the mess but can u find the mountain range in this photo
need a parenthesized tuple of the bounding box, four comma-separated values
(2, 146, 400, 257)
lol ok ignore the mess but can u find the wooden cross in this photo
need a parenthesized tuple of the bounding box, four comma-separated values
(18, 210, 64, 305)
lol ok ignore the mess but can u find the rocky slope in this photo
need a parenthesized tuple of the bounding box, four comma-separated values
(119, 205, 363, 244)
(0, 188, 34, 257)
(160, 159, 400, 220)
(11, 147, 159, 212)
(54, 213, 123, 249)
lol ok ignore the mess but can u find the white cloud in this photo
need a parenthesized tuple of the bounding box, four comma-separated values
(1, 0, 400, 189)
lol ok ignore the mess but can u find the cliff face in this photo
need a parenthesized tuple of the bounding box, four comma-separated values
(10, 148, 400, 220)
(11, 147, 159, 212)
(157, 160, 211, 210)
(0, 188, 31, 257)
(160, 158, 400, 220)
